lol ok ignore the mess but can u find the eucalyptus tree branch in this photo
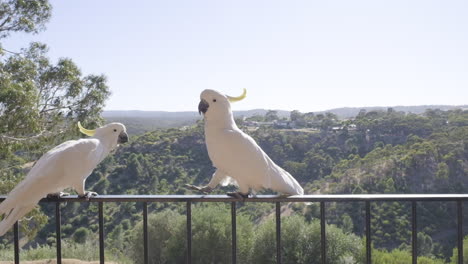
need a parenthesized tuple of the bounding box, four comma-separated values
(0, 46, 21, 55)
(0, 129, 64, 143)
(0, 16, 11, 29)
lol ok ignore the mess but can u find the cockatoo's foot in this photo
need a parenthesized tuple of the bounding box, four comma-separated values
(184, 184, 213, 194)
(227, 192, 249, 199)
(79, 191, 98, 200)
(47, 192, 70, 198)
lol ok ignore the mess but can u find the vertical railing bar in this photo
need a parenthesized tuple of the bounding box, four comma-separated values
(412, 201, 417, 264)
(458, 200, 463, 264)
(276, 202, 281, 264)
(186, 201, 192, 264)
(143, 202, 149, 264)
(98, 202, 104, 264)
(365, 201, 371, 264)
(320, 201, 326, 264)
(231, 202, 237, 264)
(55, 202, 62, 264)
(14, 222, 19, 264)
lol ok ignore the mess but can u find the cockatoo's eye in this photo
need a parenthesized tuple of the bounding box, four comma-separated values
(213, 99, 217, 102)
(113, 129, 117, 132)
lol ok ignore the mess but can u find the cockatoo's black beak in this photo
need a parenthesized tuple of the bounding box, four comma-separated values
(198, 99, 209, 115)
(118, 131, 129, 144)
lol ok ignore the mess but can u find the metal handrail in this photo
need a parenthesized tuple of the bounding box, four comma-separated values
(2, 194, 466, 264)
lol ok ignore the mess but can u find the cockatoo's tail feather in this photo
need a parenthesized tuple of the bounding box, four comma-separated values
(0, 205, 35, 236)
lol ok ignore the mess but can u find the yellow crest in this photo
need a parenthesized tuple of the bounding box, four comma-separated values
(227, 88, 247, 103)
(77, 122, 96, 137)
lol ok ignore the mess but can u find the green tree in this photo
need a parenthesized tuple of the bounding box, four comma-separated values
(170, 204, 254, 263)
(0, 0, 52, 40)
(1, 42, 110, 160)
(73, 227, 89, 244)
(436, 162, 449, 180)
(372, 248, 444, 264)
(131, 205, 254, 264)
(341, 213, 354, 234)
(450, 235, 468, 263)
(290, 110, 307, 127)
(265, 110, 279, 122)
(252, 215, 362, 264)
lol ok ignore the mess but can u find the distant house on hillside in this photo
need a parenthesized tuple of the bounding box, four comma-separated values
(274, 120, 292, 129)
(332, 124, 357, 132)
(243, 120, 274, 128)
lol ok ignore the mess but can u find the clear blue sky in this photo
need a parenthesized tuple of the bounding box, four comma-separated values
(3, 0, 468, 112)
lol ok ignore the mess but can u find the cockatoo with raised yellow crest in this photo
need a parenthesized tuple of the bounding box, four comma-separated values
(0, 122, 128, 236)
(187, 89, 304, 198)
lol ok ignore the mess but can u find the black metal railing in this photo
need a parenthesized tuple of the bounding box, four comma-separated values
(3, 194, 468, 264)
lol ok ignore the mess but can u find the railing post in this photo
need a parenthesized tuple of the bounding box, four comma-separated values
(14, 222, 19, 264)
(186, 201, 192, 264)
(143, 202, 149, 264)
(276, 202, 281, 264)
(99, 202, 105, 264)
(55, 202, 62, 264)
(458, 200, 463, 264)
(365, 201, 371, 264)
(231, 202, 237, 264)
(320, 201, 326, 264)
(412, 201, 417, 264)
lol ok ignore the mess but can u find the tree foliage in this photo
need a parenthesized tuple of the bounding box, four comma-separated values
(0, 0, 52, 40)
(131, 205, 254, 264)
(130, 206, 363, 264)
(1, 42, 110, 149)
(252, 215, 361, 264)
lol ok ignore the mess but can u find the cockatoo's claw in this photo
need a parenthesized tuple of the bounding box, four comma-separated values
(79, 191, 98, 200)
(227, 192, 249, 199)
(184, 184, 212, 194)
(200, 186, 213, 193)
(226, 192, 241, 199)
(47, 192, 70, 198)
(185, 184, 203, 192)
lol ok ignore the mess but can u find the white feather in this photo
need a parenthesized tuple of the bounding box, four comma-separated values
(220, 176, 238, 187)
(200, 89, 304, 195)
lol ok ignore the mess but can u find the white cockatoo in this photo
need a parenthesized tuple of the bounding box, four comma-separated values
(187, 89, 304, 198)
(0, 122, 128, 236)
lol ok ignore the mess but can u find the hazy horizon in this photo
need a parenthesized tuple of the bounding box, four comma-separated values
(103, 103, 468, 113)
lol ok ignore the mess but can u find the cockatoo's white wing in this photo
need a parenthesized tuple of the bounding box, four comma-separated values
(207, 129, 269, 189)
(207, 128, 303, 195)
(0, 139, 101, 236)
